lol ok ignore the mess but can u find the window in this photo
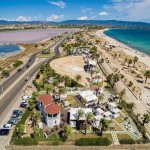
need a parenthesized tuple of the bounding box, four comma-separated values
(53, 114, 57, 117)
(48, 114, 52, 117)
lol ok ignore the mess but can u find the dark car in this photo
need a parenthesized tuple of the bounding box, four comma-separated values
(7, 118, 18, 125)
(13, 110, 23, 116)
(20, 102, 28, 108)
(0, 129, 10, 135)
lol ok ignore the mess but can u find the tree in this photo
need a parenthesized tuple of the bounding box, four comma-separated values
(142, 114, 150, 126)
(107, 73, 114, 85)
(1, 70, 10, 77)
(61, 125, 72, 141)
(75, 74, 82, 83)
(119, 89, 126, 99)
(30, 109, 41, 126)
(128, 59, 132, 67)
(133, 56, 138, 67)
(17, 124, 24, 138)
(98, 94, 104, 105)
(100, 119, 110, 136)
(77, 109, 84, 129)
(28, 100, 35, 111)
(144, 70, 150, 83)
(126, 102, 135, 112)
(85, 112, 94, 134)
(113, 73, 120, 88)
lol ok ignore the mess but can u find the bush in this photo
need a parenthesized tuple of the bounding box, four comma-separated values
(1, 70, 10, 77)
(13, 137, 38, 146)
(119, 139, 135, 144)
(75, 137, 111, 146)
(13, 60, 23, 68)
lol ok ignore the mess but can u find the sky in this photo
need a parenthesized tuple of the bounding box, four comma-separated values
(0, 0, 150, 23)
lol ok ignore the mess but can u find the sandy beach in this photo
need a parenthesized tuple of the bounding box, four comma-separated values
(96, 29, 150, 68)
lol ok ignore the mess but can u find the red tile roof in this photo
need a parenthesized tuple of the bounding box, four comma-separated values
(38, 94, 60, 115)
(38, 94, 53, 106)
(44, 104, 60, 115)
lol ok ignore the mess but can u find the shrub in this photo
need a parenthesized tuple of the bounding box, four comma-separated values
(75, 137, 111, 146)
(13, 137, 38, 146)
(1, 70, 10, 77)
(13, 60, 23, 68)
(119, 139, 135, 144)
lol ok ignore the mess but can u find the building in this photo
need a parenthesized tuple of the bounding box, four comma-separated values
(108, 102, 121, 118)
(78, 90, 98, 106)
(69, 107, 93, 127)
(37, 94, 60, 128)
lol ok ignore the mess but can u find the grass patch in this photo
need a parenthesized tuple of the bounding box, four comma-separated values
(67, 95, 80, 107)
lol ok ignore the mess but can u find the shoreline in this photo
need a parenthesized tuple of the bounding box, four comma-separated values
(96, 29, 150, 68)
(0, 44, 25, 61)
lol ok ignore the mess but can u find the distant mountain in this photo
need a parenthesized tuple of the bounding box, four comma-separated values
(58, 20, 150, 28)
(0, 20, 150, 29)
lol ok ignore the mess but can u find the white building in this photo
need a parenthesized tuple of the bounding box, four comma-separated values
(79, 90, 98, 106)
(37, 94, 60, 128)
(104, 111, 112, 120)
(69, 107, 93, 127)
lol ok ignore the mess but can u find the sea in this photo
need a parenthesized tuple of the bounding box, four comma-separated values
(0, 44, 21, 59)
(104, 29, 150, 55)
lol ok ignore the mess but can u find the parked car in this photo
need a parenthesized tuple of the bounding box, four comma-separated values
(10, 114, 21, 121)
(20, 101, 28, 108)
(7, 118, 18, 125)
(0, 129, 10, 135)
(13, 110, 23, 116)
(1, 124, 13, 130)
(22, 95, 31, 100)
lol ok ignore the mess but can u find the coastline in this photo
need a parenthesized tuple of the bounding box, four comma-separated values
(96, 29, 150, 68)
(0, 44, 25, 60)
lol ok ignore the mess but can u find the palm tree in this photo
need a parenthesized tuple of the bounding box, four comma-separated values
(100, 118, 110, 136)
(127, 102, 135, 112)
(133, 56, 138, 67)
(128, 59, 132, 67)
(142, 114, 150, 126)
(30, 109, 41, 127)
(77, 109, 84, 129)
(107, 73, 114, 85)
(75, 74, 82, 83)
(28, 100, 35, 111)
(119, 89, 126, 99)
(144, 70, 150, 83)
(113, 73, 120, 88)
(85, 112, 94, 134)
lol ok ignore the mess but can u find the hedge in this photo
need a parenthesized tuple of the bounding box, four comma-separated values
(119, 139, 135, 144)
(13, 137, 38, 146)
(75, 137, 112, 146)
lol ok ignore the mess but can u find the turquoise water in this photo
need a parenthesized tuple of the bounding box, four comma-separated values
(104, 29, 150, 55)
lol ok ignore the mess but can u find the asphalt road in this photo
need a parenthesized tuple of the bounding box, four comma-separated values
(0, 32, 71, 116)
(0, 33, 70, 95)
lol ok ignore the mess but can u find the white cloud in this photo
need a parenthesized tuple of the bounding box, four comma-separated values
(16, 16, 32, 21)
(47, 1, 66, 8)
(99, 12, 109, 16)
(77, 16, 88, 20)
(47, 14, 64, 21)
(105, 0, 150, 22)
